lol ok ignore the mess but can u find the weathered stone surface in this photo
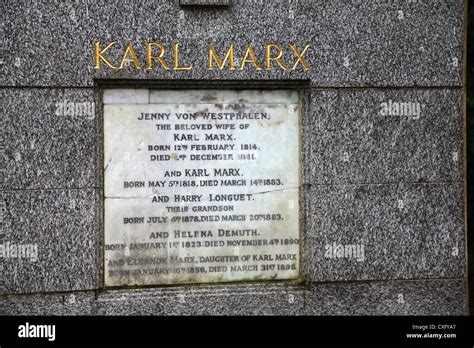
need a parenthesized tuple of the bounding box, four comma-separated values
(1, 88, 98, 190)
(95, 283, 304, 315)
(306, 279, 467, 315)
(1, 0, 464, 87)
(103, 88, 149, 104)
(299, 90, 312, 185)
(103, 89, 300, 286)
(0, 189, 101, 295)
(1, 279, 465, 315)
(148, 89, 299, 104)
(1, 283, 304, 315)
(0, 292, 95, 316)
(180, 0, 231, 6)
(309, 89, 464, 185)
(303, 183, 465, 282)
(61, 89, 99, 190)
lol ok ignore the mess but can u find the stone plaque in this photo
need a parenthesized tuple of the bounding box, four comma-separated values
(104, 89, 300, 286)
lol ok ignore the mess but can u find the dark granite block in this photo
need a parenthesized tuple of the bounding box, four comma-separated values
(309, 89, 464, 184)
(94, 283, 305, 315)
(1, 88, 98, 190)
(1, 279, 466, 316)
(305, 279, 467, 315)
(300, 89, 313, 185)
(1, 88, 67, 190)
(180, 0, 231, 5)
(0, 292, 94, 315)
(1, 0, 464, 87)
(1, 189, 101, 295)
(62, 89, 99, 189)
(303, 183, 465, 282)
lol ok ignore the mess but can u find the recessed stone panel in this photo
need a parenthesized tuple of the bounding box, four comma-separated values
(103, 89, 301, 286)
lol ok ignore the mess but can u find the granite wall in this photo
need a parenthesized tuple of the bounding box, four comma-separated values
(0, 0, 468, 315)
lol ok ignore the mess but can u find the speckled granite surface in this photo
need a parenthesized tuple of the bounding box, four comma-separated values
(1, 189, 101, 294)
(308, 89, 464, 184)
(0, 0, 467, 314)
(305, 279, 467, 315)
(0, 279, 466, 315)
(1, 88, 99, 190)
(1, 0, 464, 87)
(303, 183, 465, 282)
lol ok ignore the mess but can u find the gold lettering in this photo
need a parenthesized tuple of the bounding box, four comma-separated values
(265, 44, 287, 71)
(208, 44, 235, 70)
(94, 41, 117, 69)
(118, 42, 142, 70)
(146, 42, 169, 70)
(93, 41, 309, 72)
(173, 42, 192, 70)
(289, 43, 310, 71)
(238, 44, 261, 70)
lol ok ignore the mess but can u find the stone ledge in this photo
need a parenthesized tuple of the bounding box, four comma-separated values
(0, 279, 466, 315)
